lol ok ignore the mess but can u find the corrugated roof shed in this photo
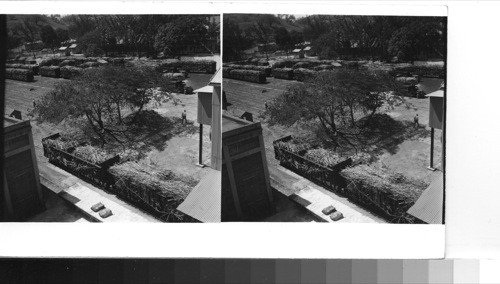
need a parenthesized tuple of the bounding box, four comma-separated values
(177, 169, 221, 223)
(209, 68, 221, 86)
(194, 85, 213, 94)
(407, 172, 444, 224)
(426, 89, 444, 98)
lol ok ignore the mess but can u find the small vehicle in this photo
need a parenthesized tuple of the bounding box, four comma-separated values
(163, 72, 186, 81)
(407, 85, 427, 98)
(178, 69, 189, 78)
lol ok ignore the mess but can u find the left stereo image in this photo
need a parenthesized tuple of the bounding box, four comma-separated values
(1, 14, 221, 223)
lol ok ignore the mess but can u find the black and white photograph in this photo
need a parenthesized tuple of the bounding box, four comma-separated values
(222, 14, 446, 224)
(2, 0, 500, 263)
(1, 14, 221, 223)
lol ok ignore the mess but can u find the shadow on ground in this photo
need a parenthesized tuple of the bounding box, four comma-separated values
(308, 113, 431, 163)
(75, 110, 198, 160)
(356, 114, 430, 157)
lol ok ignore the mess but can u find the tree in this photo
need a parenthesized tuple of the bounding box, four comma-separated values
(277, 14, 296, 23)
(64, 15, 98, 39)
(297, 15, 335, 42)
(154, 16, 210, 58)
(7, 24, 24, 50)
(387, 18, 444, 63)
(78, 29, 105, 56)
(289, 30, 304, 45)
(40, 25, 58, 53)
(265, 69, 406, 150)
(297, 15, 445, 62)
(55, 28, 69, 43)
(35, 66, 175, 145)
(274, 27, 292, 57)
(17, 15, 45, 58)
(59, 15, 217, 58)
(312, 31, 340, 60)
(247, 15, 279, 60)
(222, 17, 253, 61)
(154, 22, 184, 57)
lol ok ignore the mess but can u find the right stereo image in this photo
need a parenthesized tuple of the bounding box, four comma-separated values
(221, 14, 446, 224)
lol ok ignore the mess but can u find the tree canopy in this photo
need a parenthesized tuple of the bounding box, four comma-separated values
(7, 15, 219, 58)
(222, 17, 253, 61)
(223, 14, 445, 62)
(35, 66, 175, 145)
(265, 69, 408, 150)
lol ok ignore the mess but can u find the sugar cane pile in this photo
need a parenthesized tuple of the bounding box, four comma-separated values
(340, 164, 427, 221)
(60, 66, 83, 79)
(227, 69, 267, 84)
(109, 161, 193, 221)
(44, 137, 79, 151)
(274, 140, 310, 154)
(304, 148, 343, 168)
(72, 145, 112, 165)
(40, 66, 61, 78)
(293, 68, 318, 82)
(272, 68, 294, 80)
(5, 68, 34, 82)
(6, 63, 39, 75)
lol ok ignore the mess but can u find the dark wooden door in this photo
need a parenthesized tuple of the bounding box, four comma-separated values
(4, 150, 43, 220)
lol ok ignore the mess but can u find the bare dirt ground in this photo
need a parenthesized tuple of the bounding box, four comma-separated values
(223, 76, 444, 186)
(5, 72, 214, 182)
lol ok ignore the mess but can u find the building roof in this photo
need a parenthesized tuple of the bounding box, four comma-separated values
(58, 46, 67, 51)
(4, 115, 30, 132)
(303, 46, 312, 51)
(426, 89, 444, 98)
(292, 49, 302, 53)
(177, 169, 221, 223)
(69, 44, 78, 49)
(209, 68, 221, 86)
(222, 114, 251, 133)
(257, 42, 276, 47)
(194, 85, 213, 94)
(244, 46, 258, 54)
(407, 172, 443, 224)
(4, 115, 22, 128)
(222, 114, 262, 140)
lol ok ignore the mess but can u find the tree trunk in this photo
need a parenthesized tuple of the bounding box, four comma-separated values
(117, 102, 122, 124)
(318, 114, 339, 150)
(104, 128, 123, 144)
(132, 93, 146, 121)
(85, 113, 106, 145)
(349, 106, 356, 127)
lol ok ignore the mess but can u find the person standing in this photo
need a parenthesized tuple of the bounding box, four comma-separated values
(414, 114, 419, 128)
(181, 109, 187, 125)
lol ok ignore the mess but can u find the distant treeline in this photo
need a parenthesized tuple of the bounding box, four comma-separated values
(223, 14, 446, 63)
(7, 15, 220, 58)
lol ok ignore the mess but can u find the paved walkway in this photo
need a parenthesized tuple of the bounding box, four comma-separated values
(28, 186, 91, 223)
(269, 166, 386, 224)
(39, 161, 160, 223)
(291, 186, 379, 223)
(262, 189, 323, 222)
(61, 182, 160, 223)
